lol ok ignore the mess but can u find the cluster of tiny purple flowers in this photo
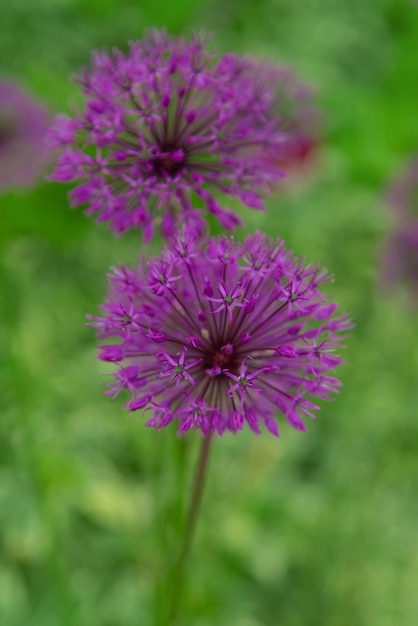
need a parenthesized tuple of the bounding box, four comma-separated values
(48, 31, 318, 241)
(381, 157, 418, 306)
(48, 30, 351, 437)
(0, 80, 50, 192)
(89, 232, 351, 436)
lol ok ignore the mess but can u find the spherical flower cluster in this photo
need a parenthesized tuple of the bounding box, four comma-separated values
(89, 232, 351, 437)
(0, 80, 50, 191)
(48, 30, 315, 241)
(386, 157, 418, 220)
(381, 221, 418, 305)
(269, 68, 320, 175)
(382, 157, 418, 306)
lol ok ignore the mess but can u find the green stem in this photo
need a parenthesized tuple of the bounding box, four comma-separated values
(154, 430, 189, 626)
(168, 431, 214, 625)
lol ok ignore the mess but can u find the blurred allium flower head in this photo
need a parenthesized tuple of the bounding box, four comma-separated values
(89, 232, 351, 437)
(48, 30, 315, 241)
(381, 157, 418, 305)
(381, 221, 418, 305)
(269, 69, 321, 175)
(0, 80, 50, 191)
(386, 157, 418, 221)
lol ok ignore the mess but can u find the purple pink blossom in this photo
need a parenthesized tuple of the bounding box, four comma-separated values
(381, 157, 418, 305)
(48, 31, 316, 241)
(89, 232, 351, 437)
(269, 69, 321, 176)
(386, 157, 418, 221)
(0, 80, 50, 191)
(381, 221, 418, 305)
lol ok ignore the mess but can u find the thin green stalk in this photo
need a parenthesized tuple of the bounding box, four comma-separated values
(167, 431, 214, 625)
(153, 430, 188, 626)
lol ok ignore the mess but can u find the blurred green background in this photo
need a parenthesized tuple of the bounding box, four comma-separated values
(1, 0, 418, 624)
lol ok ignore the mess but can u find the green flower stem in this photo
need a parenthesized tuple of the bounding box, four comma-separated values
(153, 431, 189, 626)
(168, 431, 214, 625)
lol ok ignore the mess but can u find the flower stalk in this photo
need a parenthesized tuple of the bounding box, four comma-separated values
(168, 431, 213, 625)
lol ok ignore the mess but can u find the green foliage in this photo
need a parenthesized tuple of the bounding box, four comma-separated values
(1, 1, 418, 625)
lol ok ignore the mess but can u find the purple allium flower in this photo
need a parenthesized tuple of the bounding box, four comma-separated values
(89, 232, 351, 437)
(386, 157, 418, 221)
(269, 69, 321, 176)
(381, 221, 418, 305)
(381, 158, 418, 306)
(0, 80, 50, 191)
(48, 31, 309, 241)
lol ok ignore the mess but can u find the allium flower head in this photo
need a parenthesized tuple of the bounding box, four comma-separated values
(0, 80, 50, 191)
(381, 221, 418, 305)
(89, 232, 351, 437)
(48, 31, 308, 241)
(386, 157, 418, 221)
(381, 158, 418, 306)
(269, 68, 321, 175)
